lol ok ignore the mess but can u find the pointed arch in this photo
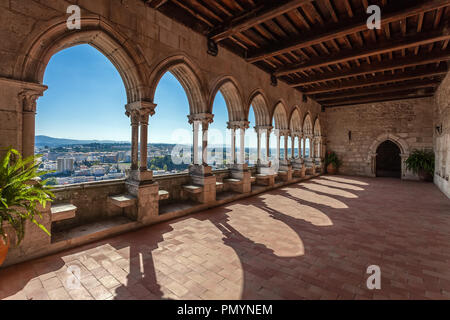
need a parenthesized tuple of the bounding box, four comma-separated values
(314, 117, 322, 136)
(15, 15, 150, 104)
(303, 113, 313, 136)
(289, 107, 302, 132)
(208, 76, 244, 122)
(148, 54, 208, 115)
(247, 89, 271, 126)
(272, 101, 289, 130)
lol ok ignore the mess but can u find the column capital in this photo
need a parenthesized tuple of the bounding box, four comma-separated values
(125, 101, 157, 125)
(188, 113, 214, 125)
(19, 88, 46, 113)
(278, 129, 291, 136)
(254, 125, 273, 133)
(291, 130, 302, 137)
(228, 120, 249, 130)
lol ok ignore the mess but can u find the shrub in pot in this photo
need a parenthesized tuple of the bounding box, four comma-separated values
(405, 149, 435, 182)
(0, 148, 53, 266)
(325, 151, 342, 175)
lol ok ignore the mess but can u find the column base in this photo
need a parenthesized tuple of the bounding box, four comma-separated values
(126, 170, 159, 223)
(128, 169, 153, 183)
(189, 164, 216, 203)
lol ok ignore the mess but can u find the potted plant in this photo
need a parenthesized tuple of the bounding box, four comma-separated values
(325, 151, 341, 175)
(0, 148, 54, 266)
(405, 149, 435, 182)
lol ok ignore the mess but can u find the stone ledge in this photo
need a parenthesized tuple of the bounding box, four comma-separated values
(51, 203, 77, 222)
(108, 194, 137, 208)
(158, 190, 169, 200)
(182, 185, 203, 194)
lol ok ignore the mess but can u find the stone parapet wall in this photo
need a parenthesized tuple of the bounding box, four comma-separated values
(325, 98, 434, 178)
(52, 179, 127, 231)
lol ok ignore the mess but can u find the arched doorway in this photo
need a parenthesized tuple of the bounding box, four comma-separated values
(376, 140, 401, 178)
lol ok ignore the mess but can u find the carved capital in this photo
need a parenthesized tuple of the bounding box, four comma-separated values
(19, 89, 44, 113)
(125, 101, 156, 125)
(188, 113, 214, 126)
(227, 120, 249, 130)
(278, 129, 291, 137)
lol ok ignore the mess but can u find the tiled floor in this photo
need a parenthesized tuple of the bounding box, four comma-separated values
(1, 175, 450, 300)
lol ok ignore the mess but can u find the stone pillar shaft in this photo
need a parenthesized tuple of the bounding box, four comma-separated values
(202, 122, 208, 165)
(231, 128, 236, 164)
(239, 128, 245, 164)
(276, 132, 281, 160)
(22, 111, 36, 159)
(140, 121, 148, 171)
(131, 121, 139, 170)
(284, 134, 288, 160)
(193, 121, 200, 165)
(256, 128, 261, 163)
(291, 136, 295, 159)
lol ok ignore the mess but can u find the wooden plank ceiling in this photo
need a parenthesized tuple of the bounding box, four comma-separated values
(144, 0, 450, 108)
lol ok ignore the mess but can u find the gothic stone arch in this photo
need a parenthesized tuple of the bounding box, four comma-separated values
(148, 54, 208, 116)
(14, 15, 151, 158)
(367, 133, 411, 179)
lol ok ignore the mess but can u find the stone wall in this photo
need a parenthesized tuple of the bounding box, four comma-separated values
(325, 98, 434, 178)
(434, 72, 450, 198)
(52, 179, 127, 231)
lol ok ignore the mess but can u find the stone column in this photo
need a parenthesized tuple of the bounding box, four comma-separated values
(139, 113, 149, 171)
(201, 119, 212, 166)
(291, 135, 295, 159)
(131, 113, 139, 170)
(125, 101, 158, 224)
(19, 89, 46, 159)
(192, 120, 200, 165)
(256, 127, 261, 164)
(302, 137, 306, 158)
(284, 132, 288, 160)
(126, 101, 156, 174)
(239, 127, 245, 164)
(230, 127, 236, 164)
(276, 131, 281, 160)
(266, 128, 271, 160)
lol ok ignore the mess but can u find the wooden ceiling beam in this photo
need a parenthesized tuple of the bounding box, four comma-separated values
(314, 79, 442, 102)
(324, 92, 435, 108)
(290, 50, 450, 86)
(300, 65, 448, 93)
(209, 0, 314, 42)
(247, 0, 450, 63)
(274, 29, 450, 76)
(145, 0, 168, 9)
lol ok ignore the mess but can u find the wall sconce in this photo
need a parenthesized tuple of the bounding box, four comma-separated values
(270, 74, 278, 87)
(207, 38, 218, 56)
(348, 130, 352, 141)
(435, 124, 443, 135)
(302, 94, 308, 103)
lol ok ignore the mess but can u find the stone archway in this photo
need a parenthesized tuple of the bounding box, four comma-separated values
(14, 15, 151, 158)
(208, 76, 245, 122)
(367, 133, 411, 179)
(376, 140, 402, 178)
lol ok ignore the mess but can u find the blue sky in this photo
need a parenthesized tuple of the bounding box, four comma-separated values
(36, 44, 262, 147)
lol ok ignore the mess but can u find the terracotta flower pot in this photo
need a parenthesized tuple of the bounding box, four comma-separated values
(418, 169, 433, 182)
(0, 234, 10, 267)
(327, 163, 337, 175)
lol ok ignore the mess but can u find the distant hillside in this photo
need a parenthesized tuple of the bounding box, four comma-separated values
(35, 135, 129, 147)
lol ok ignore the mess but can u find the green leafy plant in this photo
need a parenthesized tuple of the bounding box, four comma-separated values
(0, 148, 54, 245)
(405, 149, 435, 175)
(325, 151, 342, 168)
